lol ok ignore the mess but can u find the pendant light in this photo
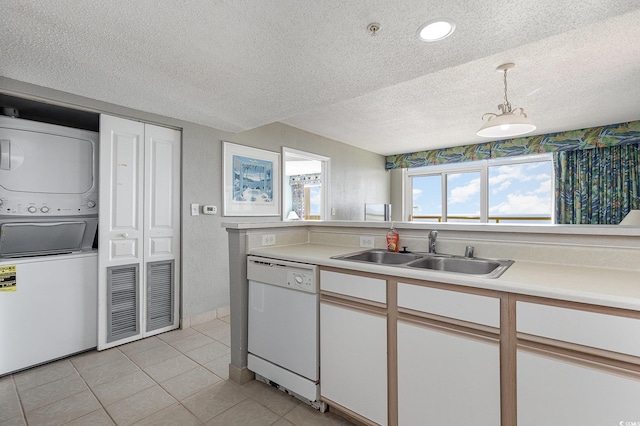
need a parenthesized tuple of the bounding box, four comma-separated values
(477, 63, 536, 138)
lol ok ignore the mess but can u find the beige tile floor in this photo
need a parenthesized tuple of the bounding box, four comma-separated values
(0, 317, 353, 426)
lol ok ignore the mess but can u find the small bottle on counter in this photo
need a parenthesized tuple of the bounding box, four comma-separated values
(386, 223, 399, 252)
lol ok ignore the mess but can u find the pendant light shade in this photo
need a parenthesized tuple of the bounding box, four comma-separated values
(476, 108, 536, 138)
(477, 63, 536, 138)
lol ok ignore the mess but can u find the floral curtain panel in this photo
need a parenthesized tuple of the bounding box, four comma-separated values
(554, 144, 640, 224)
(385, 120, 640, 170)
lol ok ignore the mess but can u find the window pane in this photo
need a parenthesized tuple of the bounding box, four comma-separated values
(446, 172, 481, 222)
(412, 175, 442, 222)
(488, 161, 553, 224)
(308, 185, 321, 216)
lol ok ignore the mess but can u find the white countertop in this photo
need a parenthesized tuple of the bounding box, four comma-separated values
(249, 243, 640, 311)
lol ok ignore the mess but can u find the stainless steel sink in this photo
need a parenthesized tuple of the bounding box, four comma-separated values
(333, 249, 423, 265)
(405, 256, 513, 278)
(331, 249, 513, 278)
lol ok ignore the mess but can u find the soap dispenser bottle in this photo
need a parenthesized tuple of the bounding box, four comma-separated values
(386, 223, 399, 252)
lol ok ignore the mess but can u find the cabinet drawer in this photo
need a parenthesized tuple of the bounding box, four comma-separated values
(397, 283, 499, 328)
(517, 301, 640, 357)
(320, 270, 386, 303)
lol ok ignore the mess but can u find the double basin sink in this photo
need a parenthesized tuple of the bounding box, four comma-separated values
(331, 249, 513, 279)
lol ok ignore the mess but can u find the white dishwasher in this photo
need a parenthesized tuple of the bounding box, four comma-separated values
(247, 256, 325, 410)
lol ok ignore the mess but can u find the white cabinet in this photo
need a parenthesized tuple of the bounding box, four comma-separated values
(320, 302, 387, 426)
(98, 115, 181, 349)
(320, 270, 387, 425)
(397, 283, 501, 425)
(516, 300, 640, 424)
(517, 350, 640, 425)
(397, 282, 500, 327)
(517, 301, 640, 356)
(318, 269, 640, 426)
(320, 269, 386, 303)
(397, 321, 500, 425)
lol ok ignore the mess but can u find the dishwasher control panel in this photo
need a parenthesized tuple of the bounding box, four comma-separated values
(286, 270, 315, 292)
(247, 256, 318, 294)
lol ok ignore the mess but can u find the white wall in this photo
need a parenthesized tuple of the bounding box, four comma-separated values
(0, 76, 390, 320)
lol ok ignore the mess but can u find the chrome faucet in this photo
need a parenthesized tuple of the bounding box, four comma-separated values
(428, 230, 438, 253)
(465, 245, 475, 258)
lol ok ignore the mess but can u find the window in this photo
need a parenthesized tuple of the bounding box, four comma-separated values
(488, 159, 553, 223)
(408, 155, 553, 224)
(447, 171, 482, 223)
(282, 147, 330, 221)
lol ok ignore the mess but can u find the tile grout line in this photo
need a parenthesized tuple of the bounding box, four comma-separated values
(13, 357, 95, 425)
(117, 327, 228, 425)
(151, 322, 261, 425)
(10, 374, 28, 426)
(65, 348, 126, 425)
(9, 320, 233, 426)
(116, 343, 187, 426)
(153, 325, 230, 424)
(190, 320, 303, 425)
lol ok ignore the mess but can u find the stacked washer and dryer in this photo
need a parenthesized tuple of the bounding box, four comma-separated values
(0, 115, 100, 376)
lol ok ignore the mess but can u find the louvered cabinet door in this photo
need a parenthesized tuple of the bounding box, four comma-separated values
(146, 260, 175, 332)
(99, 116, 180, 349)
(107, 265, 140, 342)
(99, 115, 145, 349)
(142, 125, 180, 337)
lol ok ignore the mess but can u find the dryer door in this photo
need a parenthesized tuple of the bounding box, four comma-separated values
(0, 128, 95, 194)
(0, 221, 87, 257)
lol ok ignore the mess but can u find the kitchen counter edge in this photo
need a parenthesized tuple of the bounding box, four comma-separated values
(248, 243, 640, 312)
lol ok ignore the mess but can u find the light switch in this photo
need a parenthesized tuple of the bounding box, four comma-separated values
(191, 203, 199, 216)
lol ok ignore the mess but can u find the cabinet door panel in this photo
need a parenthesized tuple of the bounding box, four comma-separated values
(518, 350, 640, 425)
(320, 302, 387, 425)
(102, 119, 144, 262)
(144, 125, 180, 261)
(99, 116, 180, 349)
(398, 283, 499, 327)
(397, 321, 501, 425)
(99, 115, 145, 349)
(517, 301, 640, 356)
(320, 270, 386, 303)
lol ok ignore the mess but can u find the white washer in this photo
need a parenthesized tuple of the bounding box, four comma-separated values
(0, 252, 98, 376)
(247, 256, 322, 409)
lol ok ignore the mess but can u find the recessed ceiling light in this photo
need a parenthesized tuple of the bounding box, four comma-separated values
(417, 19, 456, 42)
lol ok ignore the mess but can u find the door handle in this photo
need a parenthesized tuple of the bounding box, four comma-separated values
(121, 233, 129, 238)
(0, 139, 10, 170)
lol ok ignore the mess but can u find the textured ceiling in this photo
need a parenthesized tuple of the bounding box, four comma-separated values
(2, 0, 640, 155)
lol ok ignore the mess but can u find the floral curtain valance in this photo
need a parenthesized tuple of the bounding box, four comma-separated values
(385, 120, 640, 170)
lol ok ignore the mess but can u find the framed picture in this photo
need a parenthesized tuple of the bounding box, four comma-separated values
(222, 142, 280, 216)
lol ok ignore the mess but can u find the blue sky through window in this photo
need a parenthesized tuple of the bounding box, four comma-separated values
(488, 161, 552, 218)
(412, 158, 552, 223)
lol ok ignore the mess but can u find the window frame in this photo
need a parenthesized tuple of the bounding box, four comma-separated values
(405, 154, 554, 224)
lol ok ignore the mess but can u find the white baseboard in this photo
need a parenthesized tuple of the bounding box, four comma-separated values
(181, 305, 230, 329)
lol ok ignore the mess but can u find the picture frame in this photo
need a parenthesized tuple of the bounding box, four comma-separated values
(222, 141, 280, 216)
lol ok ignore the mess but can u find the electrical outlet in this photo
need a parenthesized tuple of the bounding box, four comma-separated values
(360, 236, 374, 248)
(262, 234, 276, 246)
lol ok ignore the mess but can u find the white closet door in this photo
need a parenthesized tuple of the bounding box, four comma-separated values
(98, 115, 145, 349)
(143, 124, 181, 336)
(144, 124, 180, 262)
